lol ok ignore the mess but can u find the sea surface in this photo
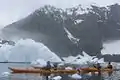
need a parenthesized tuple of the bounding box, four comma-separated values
(0, 63, 120, 80)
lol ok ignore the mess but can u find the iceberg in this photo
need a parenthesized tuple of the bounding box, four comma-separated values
(0, 39, 62, 63)
(0, 44, 12, 61)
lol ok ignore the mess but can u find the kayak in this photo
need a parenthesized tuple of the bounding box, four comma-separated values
(8, 67, 77, 74)
(80, 68, 113, 73)
(8, 67, 113, 75)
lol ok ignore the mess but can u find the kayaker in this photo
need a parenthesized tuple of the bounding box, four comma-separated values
(96, 63, 101, 70)
(93, 63, 101, 70)
(46, 61, 52, 70)
(45, 61, 52, 80)
(106, 62, 113, 76)
(107, 62, 113, 69)
(93, 63, 101, 75)
(53, 63, 58, 70)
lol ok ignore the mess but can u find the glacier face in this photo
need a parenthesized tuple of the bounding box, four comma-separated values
(0, 39, 62, 62)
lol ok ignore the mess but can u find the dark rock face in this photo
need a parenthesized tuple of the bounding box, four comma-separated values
(1, 4, 120, 56)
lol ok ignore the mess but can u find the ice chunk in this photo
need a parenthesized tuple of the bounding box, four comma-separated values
(31, 59, 47, 67)
(1, 72, 11, 77)
(71, 74, 82, 79)
(52, 76, 62, 80)
(65, 67, 73, 70)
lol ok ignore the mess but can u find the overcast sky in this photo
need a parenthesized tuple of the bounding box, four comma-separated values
(0, 0, 120, 27)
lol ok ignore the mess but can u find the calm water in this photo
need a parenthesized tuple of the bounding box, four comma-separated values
(0, 63, 120, 80)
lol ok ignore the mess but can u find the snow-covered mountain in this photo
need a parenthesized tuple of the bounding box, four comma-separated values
(1, 4, 120, 57)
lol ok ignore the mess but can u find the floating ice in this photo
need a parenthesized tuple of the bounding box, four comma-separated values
(70, 74, 82, 79)
(1, 72, 11, 77)
(31, 59, 47, 67)
(63, 51, 104, 66)
(65, 67, 73, 70)
(51, 76, 62, 80)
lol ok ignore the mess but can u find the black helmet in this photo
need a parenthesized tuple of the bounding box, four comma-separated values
(108, 62, 111, 64)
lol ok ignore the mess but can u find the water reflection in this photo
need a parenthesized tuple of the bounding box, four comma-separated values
(0, 73, 117, 80)
(88, 75, 104, 80)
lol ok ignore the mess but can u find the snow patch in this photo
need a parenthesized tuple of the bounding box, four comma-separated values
(64, 27, 79, 44)
(66, 4, 91, 16)
(74, 19, 84, 24)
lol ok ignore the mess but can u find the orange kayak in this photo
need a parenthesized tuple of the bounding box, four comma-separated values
(8, 67, 77, 74)
(80, 68, 113, 72)
(9, 67, 113, 75)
